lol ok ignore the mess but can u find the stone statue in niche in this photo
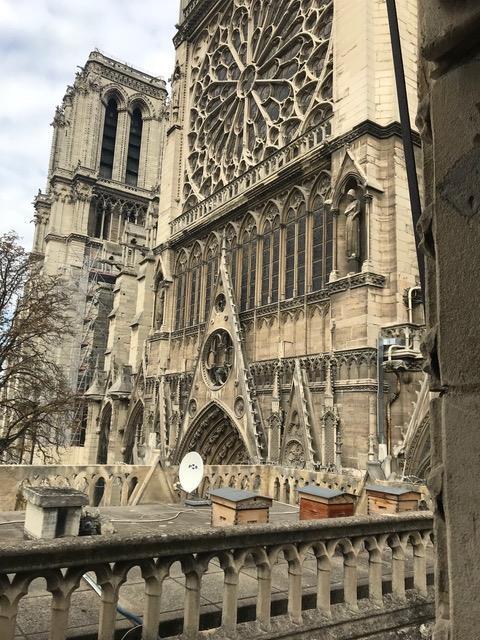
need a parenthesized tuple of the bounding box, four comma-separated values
(154, 285, 165, 330)
(344, 188, 362, 272)
(169, 63, 181, 123)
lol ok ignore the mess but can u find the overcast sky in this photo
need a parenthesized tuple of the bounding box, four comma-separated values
(0, 0, 178, 247)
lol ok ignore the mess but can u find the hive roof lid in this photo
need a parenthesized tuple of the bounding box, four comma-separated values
(366, 484, 420, 496)
(209, 488, 271, 503)
(298, 486, 346, 499)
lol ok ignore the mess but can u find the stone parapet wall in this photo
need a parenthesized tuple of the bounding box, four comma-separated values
(0, 464, 150, 510)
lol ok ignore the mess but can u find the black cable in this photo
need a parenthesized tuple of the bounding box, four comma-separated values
(386, 0, 425, 297)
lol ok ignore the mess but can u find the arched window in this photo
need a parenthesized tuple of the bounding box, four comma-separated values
(174, 253, 187, 330)
(311, 176, 333, 291)
(99, 98, 119, 179)
(187, 246, 202, 326)
(284, 195, 307, 300)
(261, 211, 280, 306)
(204, 240, 219, 320)
(240, 218, 257, 311)
(125, 108, 143, 186)
(226, 225, 238, 296)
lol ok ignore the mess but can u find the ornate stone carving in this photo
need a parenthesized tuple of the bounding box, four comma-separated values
(188, 398, 197, 417)
(234, 396, 245, 418)
(203, 329, 234, 388)
(285, 441, 306, 468)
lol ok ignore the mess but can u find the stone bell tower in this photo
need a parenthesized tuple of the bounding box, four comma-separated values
(31, 51, 168, 437)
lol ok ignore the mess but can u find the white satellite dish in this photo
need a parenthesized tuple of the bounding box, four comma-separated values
(179, 451, 204, 494)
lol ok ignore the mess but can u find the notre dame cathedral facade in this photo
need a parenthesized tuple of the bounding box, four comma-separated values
(33, 0, 427, 476)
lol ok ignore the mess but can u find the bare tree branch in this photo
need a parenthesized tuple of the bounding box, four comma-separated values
(0, 231, 79, 463)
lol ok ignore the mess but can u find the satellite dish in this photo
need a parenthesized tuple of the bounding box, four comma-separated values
(179, 451, 204, 494)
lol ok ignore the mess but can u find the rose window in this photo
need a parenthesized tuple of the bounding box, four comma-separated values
(184, 0, 333, 208)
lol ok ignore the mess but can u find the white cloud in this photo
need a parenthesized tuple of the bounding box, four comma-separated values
(0, 0, 178, 247)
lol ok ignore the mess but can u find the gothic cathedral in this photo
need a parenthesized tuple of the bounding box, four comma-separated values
(33, 1, 427, 476)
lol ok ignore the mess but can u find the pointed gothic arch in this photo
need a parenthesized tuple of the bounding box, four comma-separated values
(174, 250, 188, 330)
(175, 402, 250, 466)
(260, 201, 281, 306)
(97, 403, 112, 464)
(282, 188, 307, 299)
(122, 400, 145, 464)
(239, 214, 258, 311)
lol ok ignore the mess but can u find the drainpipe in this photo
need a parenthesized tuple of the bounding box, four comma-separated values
(385, 368, 403, 456)
(376, 335, 385, 450)
(407, 285, 421, 326)
(377, 338, 407, 458)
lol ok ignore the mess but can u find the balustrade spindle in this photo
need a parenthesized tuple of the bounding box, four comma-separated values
(286, 555, 303, 625)
(98, 582, 121, 640)
(343, 549, 359, 610)
(221, 567, 240, 636)
(315, 552, 332, 615)
(0, 575, 29, 640)
(391, 543, 407, 602)
(368, 547, 384, 605)
(413, 542, 428, 597)
(50, 591, 71, 640)
(142, 562, 169, 640)
(182, 568, 203, 638)
(256, 562, 272, 631)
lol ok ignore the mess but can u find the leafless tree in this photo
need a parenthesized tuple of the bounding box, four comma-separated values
(0, 231, 78, 463)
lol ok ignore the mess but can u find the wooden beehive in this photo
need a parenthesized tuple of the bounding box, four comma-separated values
(208, 488, 273, 527)
(298, 486, 355, 520)
(366, 484, 421, 514)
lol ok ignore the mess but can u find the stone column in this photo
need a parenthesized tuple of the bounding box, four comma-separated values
(418, 5, 480, 638)
(329, 208, 339, 281)
(361, 192, 374, 272)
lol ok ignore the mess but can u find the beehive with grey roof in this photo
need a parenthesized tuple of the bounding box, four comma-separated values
(208, 488, 273, 527)
(366, 484, 421, 514)
(298, 485, 355, 520)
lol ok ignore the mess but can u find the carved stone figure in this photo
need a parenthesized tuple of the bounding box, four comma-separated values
(154, 284, 165, 330)
(344, 188, 362, 271)
(204, 329, 234, 387)
(169, 63, 181, 123)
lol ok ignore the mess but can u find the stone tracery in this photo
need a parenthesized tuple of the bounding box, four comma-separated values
(183, 0, 333, 208)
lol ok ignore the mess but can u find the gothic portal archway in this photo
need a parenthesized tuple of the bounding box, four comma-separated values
(175, 403, 250, 465)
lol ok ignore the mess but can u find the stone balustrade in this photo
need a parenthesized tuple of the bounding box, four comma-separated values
(0, 464, 151, 511)
(199, 464, 366, 507)
(170, 120, 332, 237)
(0, 512, 433, 639)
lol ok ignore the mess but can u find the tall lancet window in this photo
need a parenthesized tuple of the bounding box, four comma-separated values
(284, 195, 307, 300)
(125, 108, 143, 186)
(187, 245, 202, 327)
(261, 205, 280, 305)
(311, 174, 333, 291)
(99, 98, 118, 179)
(174, 252, 187, 330)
